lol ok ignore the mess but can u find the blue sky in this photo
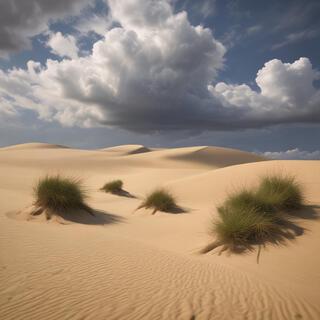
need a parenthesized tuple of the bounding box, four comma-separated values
(0, 0, 319, 159)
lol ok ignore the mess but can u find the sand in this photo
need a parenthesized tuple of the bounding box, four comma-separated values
(0, 143, 319, 319)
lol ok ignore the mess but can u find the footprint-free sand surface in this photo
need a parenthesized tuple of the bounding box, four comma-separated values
(0, 143, 319, 319)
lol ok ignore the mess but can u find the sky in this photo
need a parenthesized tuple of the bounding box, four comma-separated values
(0, 0, 319, 159)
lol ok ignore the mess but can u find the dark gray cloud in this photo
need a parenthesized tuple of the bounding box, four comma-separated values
(0, 0, 91, 57)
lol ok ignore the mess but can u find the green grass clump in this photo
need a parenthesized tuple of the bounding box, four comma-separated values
(223, 189, 276, 215)
(214, 205, 278, 247)
(201, 174, 304, 255)
(101, 180, 123, 194)
(256, 175, 303, 211)
(140, 188, 177, 214)
(34, 175, 87, 212)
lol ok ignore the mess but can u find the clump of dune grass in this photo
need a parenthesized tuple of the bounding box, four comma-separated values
(256, 175, 303, 212)
(216, 206, 277, 248)
(200, 190, 279, 255)
(101, 180, 123, 194)
(34, 175, 90, 215)
(223, 189, 276, 215)
(201, 174, 304, 256)
(138, 188, 177, 214)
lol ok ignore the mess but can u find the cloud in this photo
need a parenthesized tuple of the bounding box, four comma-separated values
(263, 148, 320, 160)
(268, 1, 320, 50)
(0, 95, 18, 120)
(272, 29, 319, 50)
(0, 0, 320, 133)
(46, 32, 79, 59)
(174, 0, 216, 19)
(109, 0, 172, 30)
(74, 13, 113, 36)
(0, 0, 226, 131)
(0, 0, 91, 57)
(212, 57, 320, 126)
(220, 24, 261, 50)
(272, 1, 320, 32)
(246, 25, 261, 36)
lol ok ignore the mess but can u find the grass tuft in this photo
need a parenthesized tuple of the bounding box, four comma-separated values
(101, 180, 123, 194)
(223, 189, 276, 215)
(201, 174, 304, 255)
(34, 175, 88, 212)
(214, 205, 278, 248)
(256, 175, 303, 211)
(139, 188, 177, 214)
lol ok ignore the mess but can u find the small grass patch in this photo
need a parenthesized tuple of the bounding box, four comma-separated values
(138, 188, 177, 214)
(256, 175, 303, 211)
(201, 174, 304, 256)
(34, 175, 88, 212)
(101, 180, 123, 194)
(215, 205, 278, 248)
(223, 189, 276, 215)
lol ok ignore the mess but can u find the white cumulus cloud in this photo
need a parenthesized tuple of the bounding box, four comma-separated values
(211, 57, 320, 124)
(46, 32, 79, 59)
(75, 13, 113, 36)
(263, 148, 320, 160)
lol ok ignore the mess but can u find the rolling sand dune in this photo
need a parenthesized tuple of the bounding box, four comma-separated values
(0, 142, 69, 150)
(99, 144, 152, 155)
(0, 143, 319, 319)
(162, 145, 265, 167)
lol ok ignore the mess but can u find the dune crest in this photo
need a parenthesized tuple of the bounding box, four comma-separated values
(126, 145, 266, 169)
(0, 142, 69, 150)
(99, 144, 151, 155)
(165, 145, 265, 167)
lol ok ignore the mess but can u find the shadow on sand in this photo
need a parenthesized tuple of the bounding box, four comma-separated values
(166, 205, 188, 214)
(57, 208, 125, 225)
(134, 204, 189, 215)
(111, 189, 136, 198)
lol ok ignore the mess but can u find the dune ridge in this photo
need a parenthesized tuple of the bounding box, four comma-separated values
(0, 142, 69, 150)
(0, 143, 319, 319)
(99, 144, 151, 155)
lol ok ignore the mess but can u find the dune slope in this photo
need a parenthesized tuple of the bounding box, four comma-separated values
(99, 144, 151, 155)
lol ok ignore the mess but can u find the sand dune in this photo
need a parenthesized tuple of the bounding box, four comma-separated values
(0, 142, 69, 150)
(99, 144, 152, 155)
(162, 145, 265, 167)
(117, 145, 266, 169)
(0, 143, 319, 319)
(168, 159, 320, 205)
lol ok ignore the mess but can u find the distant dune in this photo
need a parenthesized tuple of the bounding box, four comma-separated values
(0, 142, 69, 150)
(0, 143, 319, 319)
(151, 145, 265, 167)
(99, 144, 151, 155)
